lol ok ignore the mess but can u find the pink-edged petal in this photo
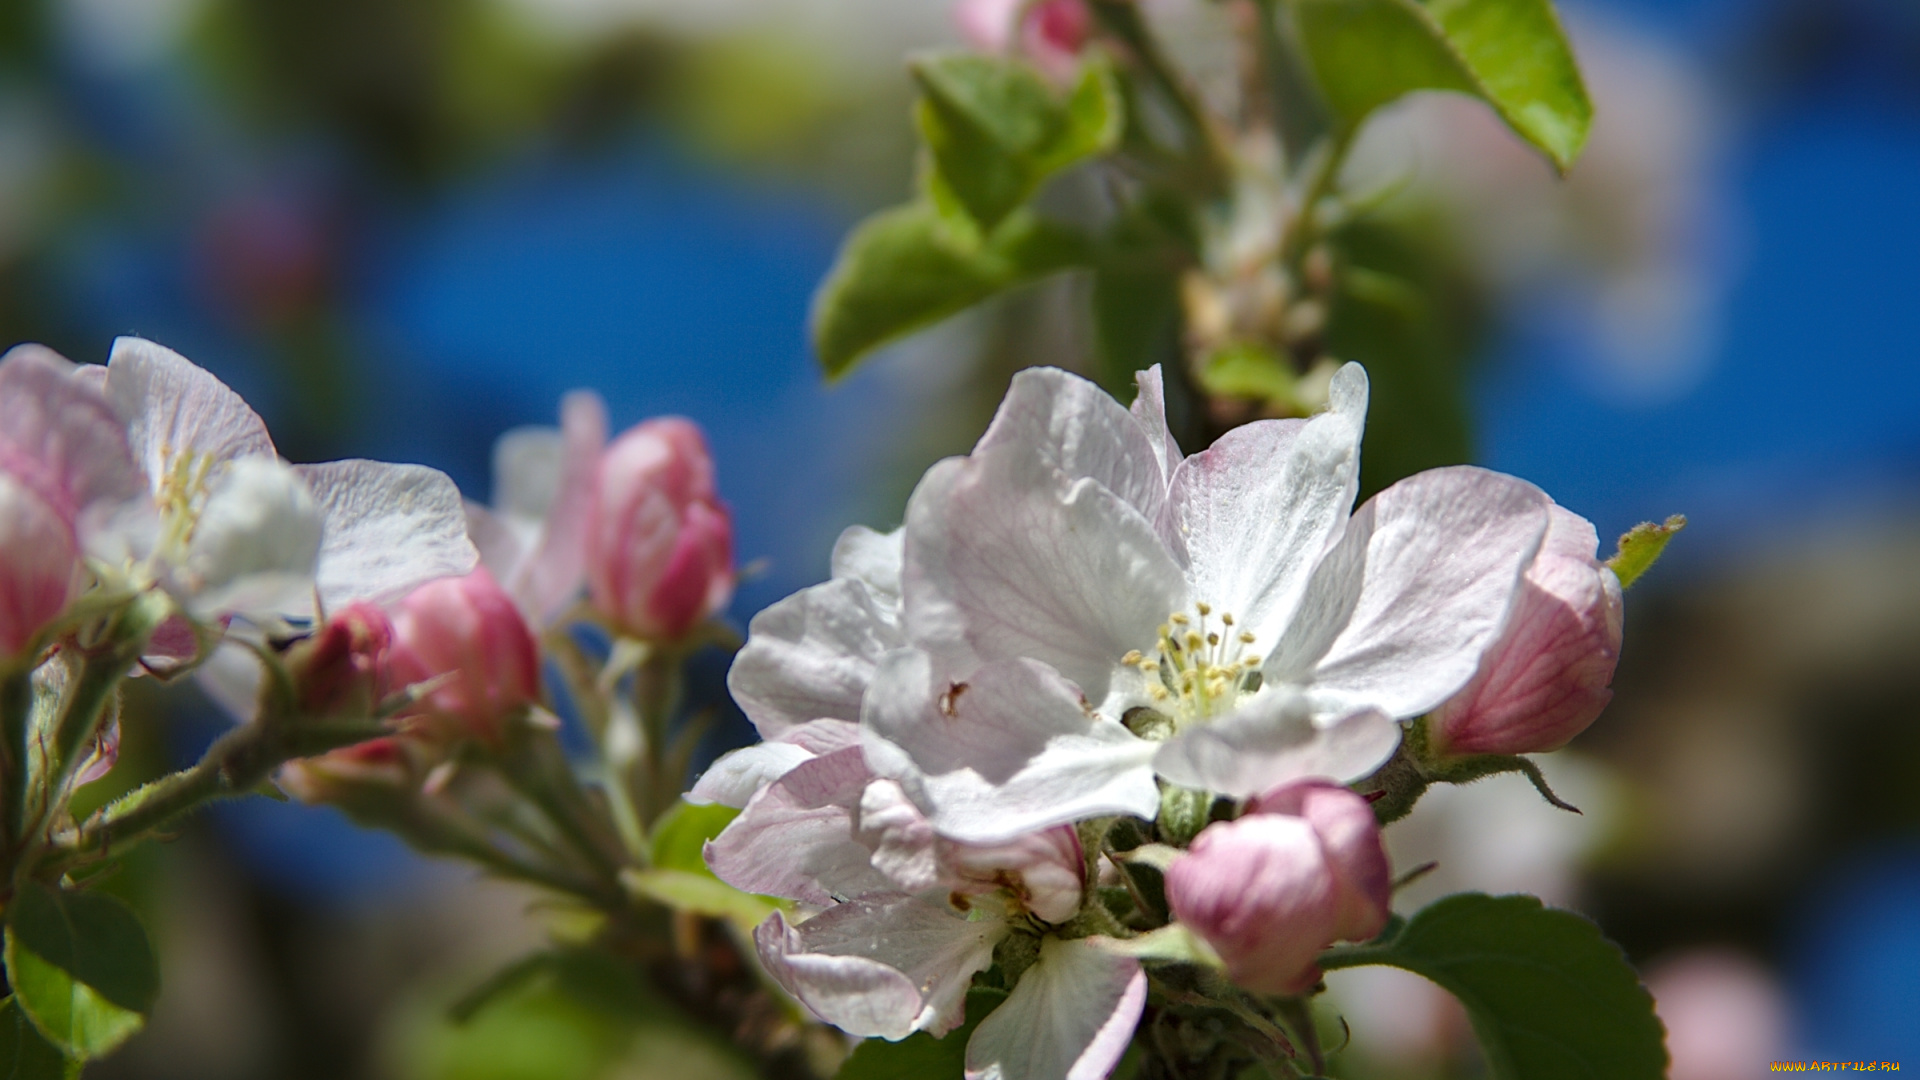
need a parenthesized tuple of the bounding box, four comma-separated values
(1153, 696, 1400, 798)
(830, 525, 903, 602)
(295, 460, 478, 614)
(0, 345, 143, 517)
(857, 779, 944, 894)
(513, 390, 607, 625)
(903, 455, 1186, 707)
(971, 366, 1171, 522)
(1129, 364, 1184, 481)
(1166, 362, 1367, 648)
(704, 746, 893, 904)
(728, 576, 904, 739)
(964, 936, 1147, 1080)
(862, 650, 1160, 845)
(107, 337, 276, 486)
(756, 897, 1004, 1040)
(1264, 465, 1553, 720)
(687, 718, 862, 807)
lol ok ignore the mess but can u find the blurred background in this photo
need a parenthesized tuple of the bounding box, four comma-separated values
(3, 0, 1915, 1076)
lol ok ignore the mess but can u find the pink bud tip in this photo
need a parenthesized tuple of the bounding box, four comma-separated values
(390, 568, 540, 743)
(586, 417, 735, 641)
(0, 472, 79, 659)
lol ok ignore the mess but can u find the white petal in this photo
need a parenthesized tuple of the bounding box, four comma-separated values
(509, 390, 606, 625)
(1129, 364, 1184, 480)
(0, 345, 144, 513)
(830, 525, 904, 602)
(971, 366, 1171, 522)
(184, 458, 322, 618)
(703, 746, 894, 904)
(194, 639, 265, 722)
(857, 779, 943, 894)
(903, 455, 1186, 708)
(756, 896, 1004, 1040)
(965, 936, 1147, 1080)
(686, 718, 863, 807)
(490, 426, 563, 523)
(1153, 695, 1401, 798)
(862, 650, 1160, 845)
(295, 460, 479, 614)
(107, 337, 276, 488)
(1264, 466, 1553, 719)
(728, 576, 904, 739)
(465, 502, 528, 583)
(1167, 362, 1366, 648)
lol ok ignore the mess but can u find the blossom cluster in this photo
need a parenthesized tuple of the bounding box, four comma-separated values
(696, 363, 1623, 1078)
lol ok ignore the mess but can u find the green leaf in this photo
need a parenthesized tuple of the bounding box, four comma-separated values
(812, 202, 1092, 378)
(619, 869, 778, 935)
(1288, 0, 1591, 169)
(0, 998, 73, 1080)
(911, 54, 1121, 232)
(647, 801, 740, 876)
(833, 988, 1007, 1080)
(1090, 191, 1192, 396)
(1322, 893, 1667, 1079)
(4, 882, 159, 1061)
(1606, 515, 1686, 590)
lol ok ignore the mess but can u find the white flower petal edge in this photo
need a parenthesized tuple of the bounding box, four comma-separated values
(1263, 465, 1552, 719)
(107, 337, 276, 483)
(0, 345, 144, 520)
(296, 460, 478, 616)
(861, 649, 1160, 846)
(479, 390, 608, 625)
(1153, 694, 1400, 799)
(686, 717, 861, 807)
(702, 745, 896, 905)
(964, 936, 1148, 1080)
(755, 895, 1004, 1041)
(184, 457, 322, 618)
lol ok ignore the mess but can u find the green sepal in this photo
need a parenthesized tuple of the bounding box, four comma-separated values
(812, 201, 1092, 377)
(1287, 0, 1592, 170)
(1606, 514, 1686, 590)
(4, 882, 159, 1061)
(1321, 892, 1668, 1080)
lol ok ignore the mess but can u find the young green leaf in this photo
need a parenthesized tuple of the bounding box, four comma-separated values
(1606, 515, 1686, 590)
(647, 800, 741, 876)
(619, 868, 778, 936)
(4, 882, 159, 1061)
(1321, 892, 1667, 1079)
(911, 54, 1121, 232)
(1287, 0, 1592, 170)
(833, 988, 1007, 1080)
(812, 202, 1092, 377)
(0, 998, 74, 1080)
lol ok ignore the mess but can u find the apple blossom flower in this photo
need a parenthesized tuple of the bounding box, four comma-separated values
(585, 417, 734, 642)
(957, 0, 1092, 83)
(466, 390, 608, 626)
(1427, 505, 1624, 757)
(704, 745, 1144, 1080)
(388, 568, 540, 745)
(0, 344, 144, 656)
(1166, 781, 1391, 995)
(93, 337, 475, 626)
(841, 363, 1556, 843)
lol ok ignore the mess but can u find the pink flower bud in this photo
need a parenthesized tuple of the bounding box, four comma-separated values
(0, 472, 80, 659)
(277, 736, 429, 806)
(1429, 506, 1624, 757)
(585, 418, 734, 641)
(956, 0, 1091, 82)
(291, 602, 394, 717)
(389, 569, 540, 744)
(1167, 782, 1391, 995)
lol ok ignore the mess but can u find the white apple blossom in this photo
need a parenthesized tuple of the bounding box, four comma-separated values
(703, 743, 1145, 1080)
(727, 362, 1556, 844)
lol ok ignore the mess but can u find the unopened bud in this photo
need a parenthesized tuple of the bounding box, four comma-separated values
(288, 602, 394, 718)
(1166, 782, 1390, 995)
(277, 736, 428, 806)
(586, 418, 734, 642)
(1429, 506, 1623, 757)
(389, 568, 540, 744)
(956, 0, 1090, 81)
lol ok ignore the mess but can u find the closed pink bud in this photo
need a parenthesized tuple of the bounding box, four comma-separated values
(291, 602, 394, 717)
(1430, 506, 1624, 757)
(586, 418, 734, 641)
(389, 569, 540, 743)
(946, 825, 1085, 924)
(1167, 783, 1391, 995)
(0, 472, 80, 659)
(278, 736, 429, 806)
(956, 0, 1091, 82)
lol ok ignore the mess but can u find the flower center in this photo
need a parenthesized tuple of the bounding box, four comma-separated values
(154, 446, 217, 557)
(1121, 602, 1261, 729)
